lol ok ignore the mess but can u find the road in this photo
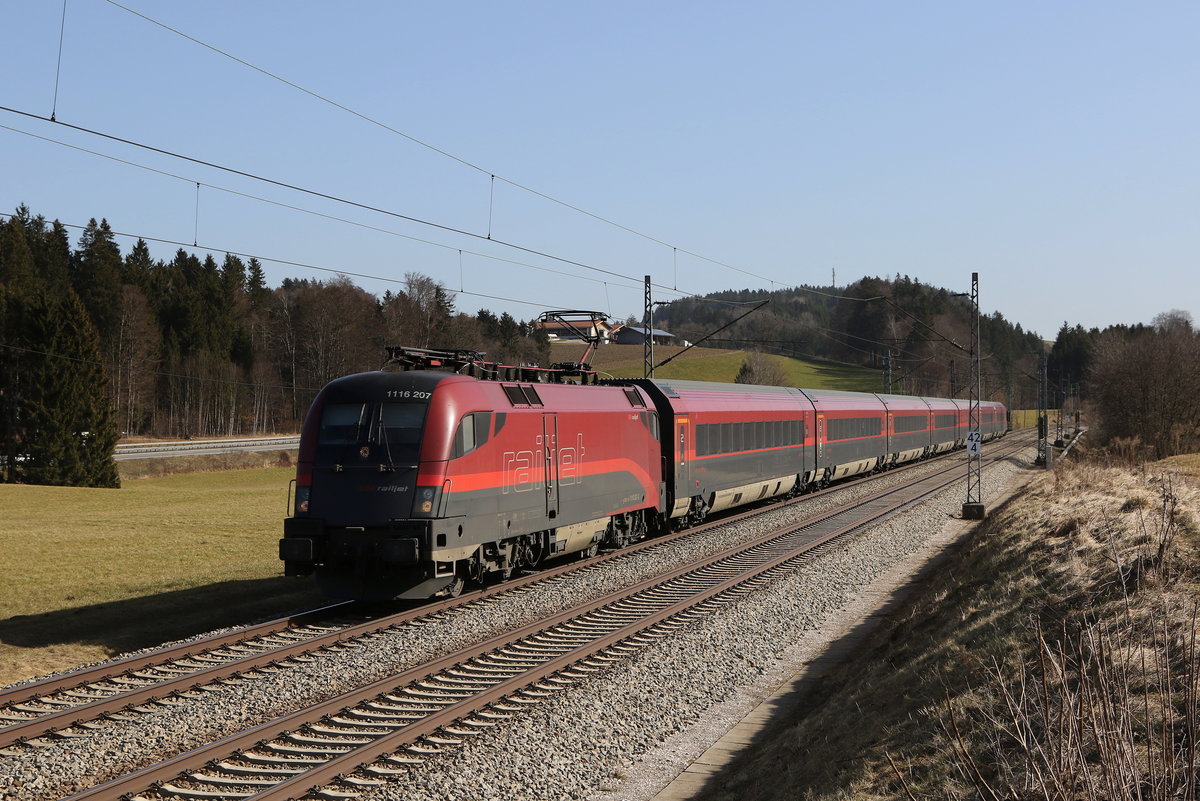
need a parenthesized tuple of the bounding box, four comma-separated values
(113, 436, 300, 460)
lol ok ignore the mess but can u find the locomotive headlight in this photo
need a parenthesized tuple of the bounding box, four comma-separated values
(413, 487, 439, 517)
(295, 486, 311, 514)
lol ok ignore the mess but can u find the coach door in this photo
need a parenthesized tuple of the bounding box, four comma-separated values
(543, 414, 559, 519)
(676, 417, 690, 498)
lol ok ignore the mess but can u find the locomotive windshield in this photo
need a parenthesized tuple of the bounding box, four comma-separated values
(379, 403, 424, 454)
(319, 403, 370, 444)
(317, 401, 426, 464)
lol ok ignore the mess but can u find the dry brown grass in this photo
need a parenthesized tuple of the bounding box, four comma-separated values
(1152, 453, 1200, 478)
(696, 459, 1200, 801)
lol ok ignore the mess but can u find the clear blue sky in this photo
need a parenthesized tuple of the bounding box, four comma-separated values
(3, 1, 1196, 341)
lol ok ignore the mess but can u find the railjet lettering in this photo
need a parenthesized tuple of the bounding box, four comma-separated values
(503, 433, 585, 494)
(558, 433, 584, 486)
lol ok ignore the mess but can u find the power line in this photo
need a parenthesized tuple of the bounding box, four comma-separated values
(0, 104, 647, 286)
(0, 341, 322, 393)
(100, 0, 793, 289)
(0, 106, 756, 311)
(0, 121, 642, 294)
(0, 211, 576, 313)
(103, 0, 492, 177)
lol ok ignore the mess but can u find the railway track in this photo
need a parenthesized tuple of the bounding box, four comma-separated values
(0, 435, 1030, 755)
(47, 436, 1030, 801)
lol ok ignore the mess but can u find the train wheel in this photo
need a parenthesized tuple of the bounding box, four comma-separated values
(445, 575, 466, 597)
(579, 541, 600, 560)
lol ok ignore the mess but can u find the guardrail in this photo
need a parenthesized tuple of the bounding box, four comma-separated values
(114, 436, 300, 455)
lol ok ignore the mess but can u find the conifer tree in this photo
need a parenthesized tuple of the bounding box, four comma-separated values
(0, 216, 40, 479)
(13, 286, 120, 487)
(246, 258, 271, 311)
(122, 238, 155, 288)
(71, 218, 123, 347)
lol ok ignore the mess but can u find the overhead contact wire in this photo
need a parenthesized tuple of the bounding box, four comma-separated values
(1, 121, 642, 291)
(0, 341, 322, 393)
(0, 212, 577, 313)
(0, 106, 642, 285)
(100, 0, 807, 292)
(0, 111, 744, 309)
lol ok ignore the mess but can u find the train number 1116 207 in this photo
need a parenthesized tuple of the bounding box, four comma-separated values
(386, 390, 432, 400)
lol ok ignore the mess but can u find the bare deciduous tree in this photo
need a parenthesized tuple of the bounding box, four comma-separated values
(1089, 318, 1200, 458)
(735, 352, 790, 386)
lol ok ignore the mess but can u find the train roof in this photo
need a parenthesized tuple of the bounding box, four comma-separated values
(628, 377, 804, 398)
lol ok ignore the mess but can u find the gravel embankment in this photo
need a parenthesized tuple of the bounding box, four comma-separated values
(0, 452, 1029, 801)
(358, 456, 1031, 801)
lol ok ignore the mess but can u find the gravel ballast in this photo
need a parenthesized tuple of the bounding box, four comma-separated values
(0, 452, 1030, 801)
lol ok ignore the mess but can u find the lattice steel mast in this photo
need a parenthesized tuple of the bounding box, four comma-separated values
(962, 272, 985, 519)
(643, 275, 654, 379)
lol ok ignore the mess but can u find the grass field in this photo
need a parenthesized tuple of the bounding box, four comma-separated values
(1009, 408, 1065, 429)
(0, 468, 325, 686)
(554, 343, 882, 391)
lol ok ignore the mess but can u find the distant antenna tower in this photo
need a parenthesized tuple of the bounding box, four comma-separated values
(832, 268, 836, 288)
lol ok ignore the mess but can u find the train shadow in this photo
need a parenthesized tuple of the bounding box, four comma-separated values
(1, 576, 328, 656)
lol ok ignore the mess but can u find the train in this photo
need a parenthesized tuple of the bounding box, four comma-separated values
(280, 347, 1007, 600)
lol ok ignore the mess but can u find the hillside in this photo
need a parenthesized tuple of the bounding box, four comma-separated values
(654, 278, 1043, 402)
(552, 343, 882, 391)
(694, 455, 1200, 800)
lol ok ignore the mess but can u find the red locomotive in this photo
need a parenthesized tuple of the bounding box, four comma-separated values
(281, 347, 1006, 600)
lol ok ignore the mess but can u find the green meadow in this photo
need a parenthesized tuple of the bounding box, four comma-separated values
(0, 468, 325, 686)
